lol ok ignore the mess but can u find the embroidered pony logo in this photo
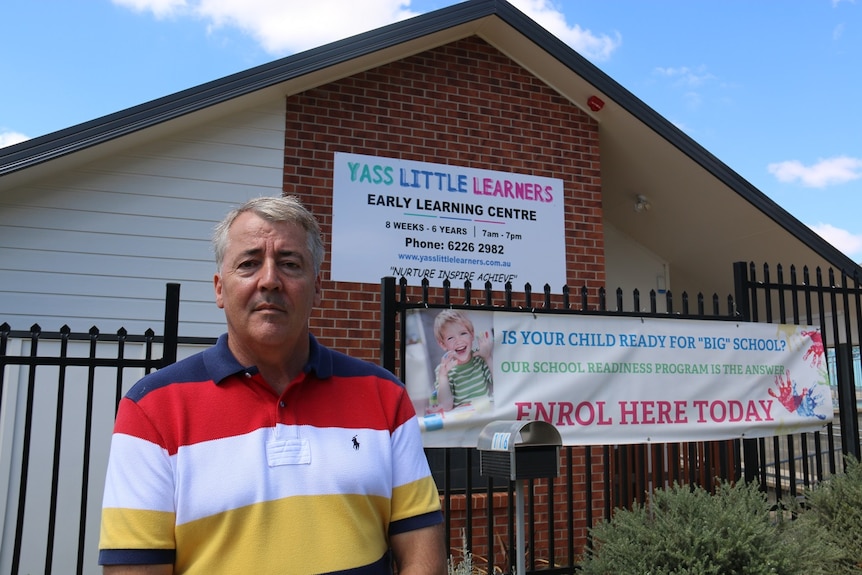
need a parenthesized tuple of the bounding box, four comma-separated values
(352, 435, 360, 450)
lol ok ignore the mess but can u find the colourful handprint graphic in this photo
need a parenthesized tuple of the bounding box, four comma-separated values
(800, 330, 824, 368)
(768, 370, 826, 420)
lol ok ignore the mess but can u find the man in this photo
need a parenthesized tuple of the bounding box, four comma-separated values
(99, 196, 445, 574)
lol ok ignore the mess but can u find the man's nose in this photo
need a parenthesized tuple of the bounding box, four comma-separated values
(258, 259, 281, 289)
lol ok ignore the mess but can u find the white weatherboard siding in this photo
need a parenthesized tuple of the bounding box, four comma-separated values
(0, 100, 286, 338)
(0, 100, 285, 575)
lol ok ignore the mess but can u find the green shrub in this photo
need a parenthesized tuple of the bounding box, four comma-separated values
(579, 480, 818, 575)
(786, 456, 862, 574)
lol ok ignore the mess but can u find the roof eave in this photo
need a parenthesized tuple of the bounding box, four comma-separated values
(0, 0, 510, 177)
(1, 0, 857, 276)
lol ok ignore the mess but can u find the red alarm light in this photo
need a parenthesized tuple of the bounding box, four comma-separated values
(587, 95, 604, 112)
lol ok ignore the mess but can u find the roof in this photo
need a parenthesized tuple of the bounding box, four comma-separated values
(2, 0, 858, 289)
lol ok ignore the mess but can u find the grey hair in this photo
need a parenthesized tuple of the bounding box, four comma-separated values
(212, 196, 324, 274)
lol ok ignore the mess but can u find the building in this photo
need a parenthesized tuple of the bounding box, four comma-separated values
(1, 1, 858, 572)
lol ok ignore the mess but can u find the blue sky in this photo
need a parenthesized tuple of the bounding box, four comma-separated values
(2, 0, 860, 260)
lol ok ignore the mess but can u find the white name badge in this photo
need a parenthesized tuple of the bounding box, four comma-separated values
(266, 437, 311, 467)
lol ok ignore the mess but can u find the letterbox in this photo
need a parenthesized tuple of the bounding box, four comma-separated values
(476, 420, 561, 481)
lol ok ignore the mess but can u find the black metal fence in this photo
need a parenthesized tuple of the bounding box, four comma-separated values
(1, 263, 860, 574)
(734, 261, 860, 494)
(380, 261, 858, 573)
(0, 284, 212, 575)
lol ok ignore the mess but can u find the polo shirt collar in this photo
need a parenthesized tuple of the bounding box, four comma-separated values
(203, 333, 333, 384)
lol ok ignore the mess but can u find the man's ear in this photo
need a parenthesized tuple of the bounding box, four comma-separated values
(214, 273, 225, 309)
(313, 274, 322, 307)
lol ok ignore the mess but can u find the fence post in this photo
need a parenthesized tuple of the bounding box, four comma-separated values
(835, 343, 861, 462)
(380, 277, 397, 374)
(162, 283, 180, 367)
(733, 262, 760, 485)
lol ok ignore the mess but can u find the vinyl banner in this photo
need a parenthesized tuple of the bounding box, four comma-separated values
(330, 152, 566, 287)
(404, 310, 832, 447)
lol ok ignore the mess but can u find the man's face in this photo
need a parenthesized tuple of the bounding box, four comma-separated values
(214, 211, 321, 358)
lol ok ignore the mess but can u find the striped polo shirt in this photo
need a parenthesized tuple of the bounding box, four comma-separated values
(99, 334, 442, 574)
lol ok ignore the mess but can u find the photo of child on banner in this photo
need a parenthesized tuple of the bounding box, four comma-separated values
(405, 309, 495, 434)
(430, 309, 494, 409)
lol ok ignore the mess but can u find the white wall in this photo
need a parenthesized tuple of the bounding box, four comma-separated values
(604, 220, 670, 312)
(0, 100, 286, 338)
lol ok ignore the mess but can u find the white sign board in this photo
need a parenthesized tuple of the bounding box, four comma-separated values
(404, 310, 832, 447)
(330, 152, 566, 287)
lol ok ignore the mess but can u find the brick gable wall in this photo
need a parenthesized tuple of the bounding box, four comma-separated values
(285, 36, 603, 362)
(283, 35, 604, 565)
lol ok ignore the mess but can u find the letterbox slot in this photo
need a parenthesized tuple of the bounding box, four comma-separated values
(513, 445, 559, 480)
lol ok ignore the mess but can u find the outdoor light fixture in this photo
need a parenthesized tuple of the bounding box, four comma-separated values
(634, 194, 651, 213)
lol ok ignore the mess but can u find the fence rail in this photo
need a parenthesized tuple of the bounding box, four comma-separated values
(1, 265, 859, 574)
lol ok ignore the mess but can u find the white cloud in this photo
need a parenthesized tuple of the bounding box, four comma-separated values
(810, 222, 862, 258)
(112, 0, 621, 60)
(0, 131, 29, 149)
(112, 0, 189, 19)
(654, 65, 715, 88)
(833, 22, 845, 41)
(113, 0, 421, 55)
(509, 0, 620, 61)
(768, 156, 862, 188)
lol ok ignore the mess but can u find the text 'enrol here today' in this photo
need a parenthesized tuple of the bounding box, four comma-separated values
(514, 399, 775, 427)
